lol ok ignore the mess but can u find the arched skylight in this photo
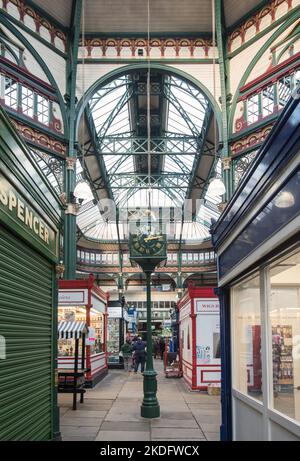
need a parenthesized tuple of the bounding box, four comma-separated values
(77, 70, 221, 242)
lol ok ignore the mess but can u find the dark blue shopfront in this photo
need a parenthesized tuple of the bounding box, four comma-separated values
(212, 93, 300, 441)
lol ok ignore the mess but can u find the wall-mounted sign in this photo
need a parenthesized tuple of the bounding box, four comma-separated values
(91, 293, 105, 313)
(58, 289, 88, 305)
(108, 306, 122, 318)
(196, 299, 220, 314)
(0, 173, 57, 257)
(162, 284, 170, 291)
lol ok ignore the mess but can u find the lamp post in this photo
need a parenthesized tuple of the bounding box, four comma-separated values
(129, 227, 166, 419)
(141, 269, 160, 418)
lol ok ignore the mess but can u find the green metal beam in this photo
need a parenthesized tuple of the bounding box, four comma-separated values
(63, 0, 82, 280)
(215, 0, 231, 200)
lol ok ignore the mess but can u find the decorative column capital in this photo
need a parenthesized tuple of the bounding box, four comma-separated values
(66, 157, 77, 171)
(56, 262, 65, 279)
(222, 157, 232, 171)
(65, 203, 80, 215)
(217, 202, 228, 213)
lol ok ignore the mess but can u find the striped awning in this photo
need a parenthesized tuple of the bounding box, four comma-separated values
(58, 321, 89, 340)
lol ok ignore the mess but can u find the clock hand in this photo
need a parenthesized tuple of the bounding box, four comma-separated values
(144, 235, 163, 242)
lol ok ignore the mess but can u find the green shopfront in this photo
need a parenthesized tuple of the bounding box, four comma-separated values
(0, 107, 62, 440)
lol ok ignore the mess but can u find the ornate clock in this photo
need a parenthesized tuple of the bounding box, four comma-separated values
(129, 229, 167, 271)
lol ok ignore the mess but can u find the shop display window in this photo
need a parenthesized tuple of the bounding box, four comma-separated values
(58, 306, 104, 356)
(268, 250, 300, 423)
(232, 273, 263, 401)
(107, 318, 120, 362)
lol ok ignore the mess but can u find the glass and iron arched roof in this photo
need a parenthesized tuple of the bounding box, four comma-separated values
(76, 70, 222, 243)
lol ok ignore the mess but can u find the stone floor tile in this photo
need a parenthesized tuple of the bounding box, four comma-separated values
(151, 418, 199, 428)
(101, 421, 150, 432)
(96, 431, 150, 441)
(63, 410, 108, 419)
(204, 432, 220, 441)
(151, 428, 205, 440)
(60, 426, 99, 437)
(198, 423, 220, 433)
(60, 417, 103, 427)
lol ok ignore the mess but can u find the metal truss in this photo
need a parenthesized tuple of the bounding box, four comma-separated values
(79, 71, 219, 241)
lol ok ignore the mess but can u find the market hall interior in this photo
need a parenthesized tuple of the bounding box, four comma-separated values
(1, 0, 300, 442)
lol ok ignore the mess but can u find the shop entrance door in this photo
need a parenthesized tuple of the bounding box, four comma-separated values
(0, 224, 54, 440)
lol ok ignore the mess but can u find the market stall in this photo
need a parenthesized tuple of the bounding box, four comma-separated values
(58, 275, 108, 387)
(178, 286, 221, 390)
(107, 300, 129, 368)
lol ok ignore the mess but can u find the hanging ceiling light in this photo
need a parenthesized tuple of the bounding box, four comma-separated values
(274, 190, 295, 208)
(209, 0, 226, 200)
(207, 177, 226, 197)
(74, 181, 93, 201)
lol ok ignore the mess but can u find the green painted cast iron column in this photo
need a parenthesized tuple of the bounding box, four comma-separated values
(141, 270, 160, 419)
(63, 0, 82, 280)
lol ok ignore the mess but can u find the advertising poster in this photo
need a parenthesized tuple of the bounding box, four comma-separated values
(196, 299, 220, 366)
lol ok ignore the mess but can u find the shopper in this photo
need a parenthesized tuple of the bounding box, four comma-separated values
(133, 336, 147, 373)
(159, 337, 165, 360)
(121, 339, 133, 372)
(153, 338, 159, 359)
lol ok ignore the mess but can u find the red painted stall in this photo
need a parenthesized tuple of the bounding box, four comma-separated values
(178, 286, 221, 390)
(58, 275, 108, 387)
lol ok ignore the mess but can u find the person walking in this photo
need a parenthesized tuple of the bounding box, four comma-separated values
(121, 339, 133, 372)
(133, 336, 147, 373)
(153, 338, 159, 359)
(159, 336, 165, 360)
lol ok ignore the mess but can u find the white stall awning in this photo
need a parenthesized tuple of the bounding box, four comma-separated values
(58, 321, 88, 339)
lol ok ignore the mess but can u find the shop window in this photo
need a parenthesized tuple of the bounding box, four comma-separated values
(262, 85, 275, 118)
(268, 249, 300, 423)
(232, 273, 263, 401)
(37, 94, 49, 124)
(5, 76, 18, 110)
(247, 93, 260, 124)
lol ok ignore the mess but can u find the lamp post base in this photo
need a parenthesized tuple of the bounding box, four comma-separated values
(141, 370, 160, 419)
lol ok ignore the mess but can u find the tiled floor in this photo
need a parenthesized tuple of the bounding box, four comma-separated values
(59, 360, 221, 441)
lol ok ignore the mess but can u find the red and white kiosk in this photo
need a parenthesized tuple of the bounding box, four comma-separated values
(178, 286, 221, 390)
(58, 275, 108, 387)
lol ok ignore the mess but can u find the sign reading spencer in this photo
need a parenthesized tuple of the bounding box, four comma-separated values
(0, 173, 57, 257)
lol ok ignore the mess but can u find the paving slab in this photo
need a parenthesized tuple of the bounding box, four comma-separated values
(158, 411, 195, 420)
(150, 418, 199, 428)
(151, 428, 205, 440)
(96, 431, 150, 441)
(100, 421, 150, 432)
(198, 422, 221, 433)
(63, 410, 108, 419)
(192, 413, 221, 424)
(60, 417, 103, 427)
(205, 432, 220, 441)
(61, 426, 100, 437)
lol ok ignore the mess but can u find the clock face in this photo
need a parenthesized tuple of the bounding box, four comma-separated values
(130, 232, 166, 258)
